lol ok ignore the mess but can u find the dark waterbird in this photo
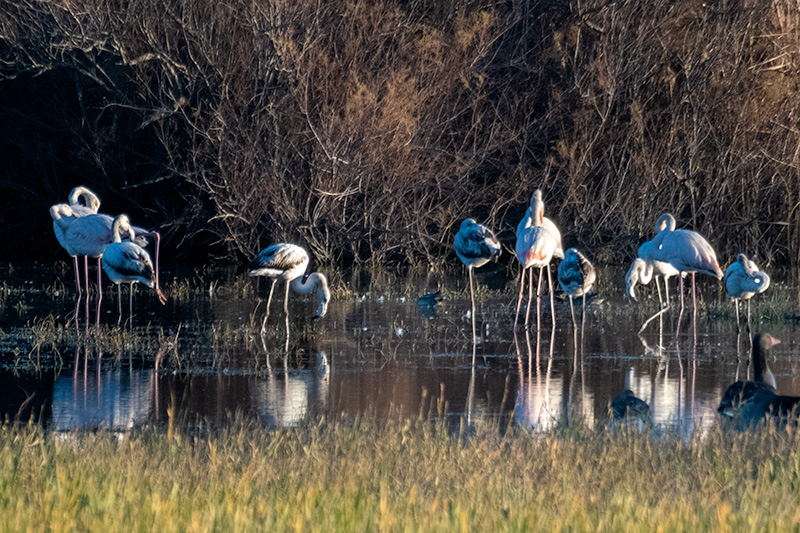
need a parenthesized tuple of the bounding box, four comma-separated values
(717, 333, 798, 427)
(610, 390, 651, 421)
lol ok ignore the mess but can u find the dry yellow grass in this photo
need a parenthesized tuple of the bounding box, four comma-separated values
(1, 416, 800, 531)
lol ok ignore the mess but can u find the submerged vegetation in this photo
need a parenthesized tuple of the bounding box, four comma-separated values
(3, 0, 800, 267)
(3, 417, 800, 530)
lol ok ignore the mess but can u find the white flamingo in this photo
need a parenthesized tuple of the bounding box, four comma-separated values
(102, 214, 167, 322)
(625, 215, 680, 307)
(643, 213, 723, 329)
(51, 186, 101, 294)
(557, 248, 596, 329)
(514, 190, 560, 330)
(51, 186, 161, 297)
(51, 205, 162, 305)
(248, 243, 331, 334)
(454, 218, 501, 343)
(724, 254, 770, 332)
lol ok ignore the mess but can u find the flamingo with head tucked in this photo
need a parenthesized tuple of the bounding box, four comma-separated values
(725, 254, 770, 332)
(102, 214, 167, 323)
(514, 190, 560, 330)
(249, 243, 331, 335)
(454, 218, 501, 343)
(558, 248, 596, 329)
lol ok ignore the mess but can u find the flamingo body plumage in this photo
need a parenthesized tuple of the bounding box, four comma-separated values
(454, 218, 501, 270)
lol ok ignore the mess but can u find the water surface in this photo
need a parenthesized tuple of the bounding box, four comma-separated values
(1, 263, 798, 435)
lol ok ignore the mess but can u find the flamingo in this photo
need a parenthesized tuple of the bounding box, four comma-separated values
(453, 218, 501, 342)
(724, 254, 770, 332)
(102, 214, 167, 323)
(643, 213, 723, 327)
(248, 243, 331, 334)
(514, 190, 560, 330)
(51, 186, 101, 294)
(51, 206, 163, 306)
(557, 248, 596, 329)
(625, 216, 681, 307)
(51, 186, 162, 298)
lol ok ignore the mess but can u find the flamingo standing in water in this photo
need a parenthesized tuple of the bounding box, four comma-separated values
(51, 205, 163, 308)
(454, 218, 501, 343)
(625, 215, 681, 307)
(51, 186, 101, 294)
(724, 254, 770, 333)
(514, 190, 560, 330)
(557, 248, 596, 329)
(249, 243, 331, 335)
(51, 186, 161, 298)
(102, 214, 167, 323)
(643, 213, 723, 331)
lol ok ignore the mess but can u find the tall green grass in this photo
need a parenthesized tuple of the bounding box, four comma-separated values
(2, 417, 800, 531)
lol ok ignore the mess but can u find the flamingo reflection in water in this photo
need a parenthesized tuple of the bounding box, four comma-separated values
(250, 352, 330, 427)
(514, 327, 567, 433)
(55, 345, 157, 430)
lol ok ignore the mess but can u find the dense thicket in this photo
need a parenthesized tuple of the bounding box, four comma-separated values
(2, 0, 800, 267)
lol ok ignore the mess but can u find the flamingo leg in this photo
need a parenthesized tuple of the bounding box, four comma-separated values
(129, 282, 135, 327)
(746, 299, 752, 333)
(536, 267, 543, 332)
(581, 292, 586, 341)
(676, 275, 685, 339)
(73, 256, 82, 296)
(95, 257, 103, 327)
(260, 279, 277, 335)
(691, 273, 697, 320)
(664, 276, 670, 308)
(568, 295, 576, 331)
(84, 256, 90, 297)
(469, 267, 476, 344)
(283, 279, 291, 317)
(655, 276, 663, 308)
(514, 267, 526, 330)
(546, 264, 555, 329)
(525, 267, 535, 328)
(117, 284, 122, 325)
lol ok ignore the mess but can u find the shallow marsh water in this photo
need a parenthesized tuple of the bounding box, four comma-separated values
(2, 262, 800, 435)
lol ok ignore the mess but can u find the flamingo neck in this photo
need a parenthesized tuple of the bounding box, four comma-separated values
(291, 272, 331, 317)
(69, 186, 101, 212)
(655, 213, 676, 233)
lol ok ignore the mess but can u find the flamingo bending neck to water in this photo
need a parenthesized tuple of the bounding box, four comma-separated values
(249, 243, 331, 335)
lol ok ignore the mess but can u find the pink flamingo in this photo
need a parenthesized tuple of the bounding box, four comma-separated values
(514, 190, 560, 330)
(643, 213, 723, 333)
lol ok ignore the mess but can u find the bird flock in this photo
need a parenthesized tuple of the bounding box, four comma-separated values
(50, 185, 784, 426)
